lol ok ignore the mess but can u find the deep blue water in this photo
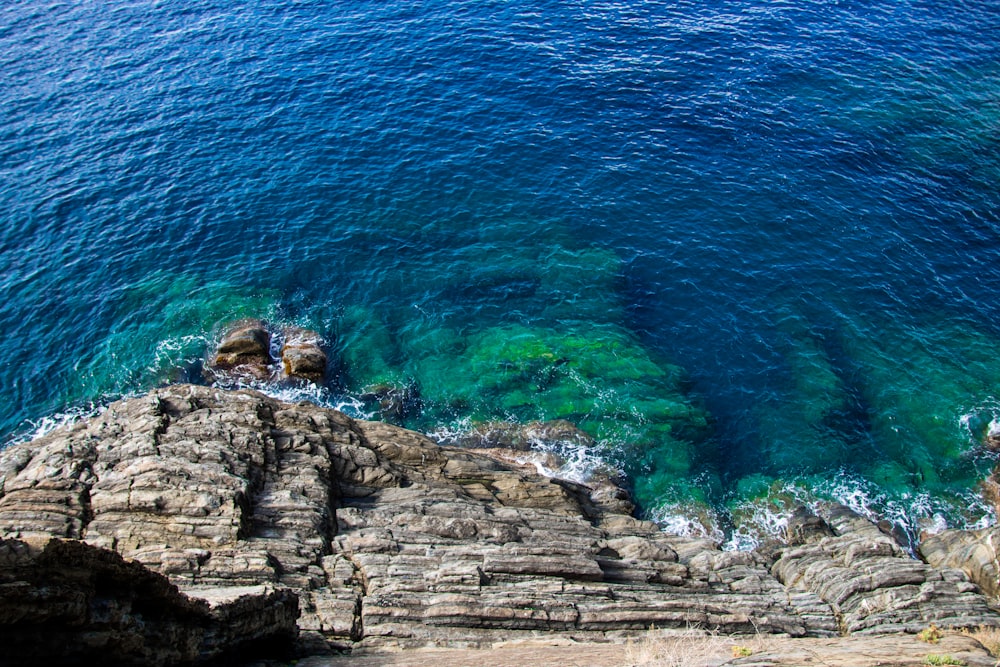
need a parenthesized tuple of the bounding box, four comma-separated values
(2, 0, 1000, 544)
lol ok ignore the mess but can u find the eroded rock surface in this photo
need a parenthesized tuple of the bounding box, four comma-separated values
(921, 526, 1000, 599)
(771, 505, 997, 635)
(0, 384, 998, 662)
(207, 319, 274, 382)
(0, 536, 297, 666)
(280, 326, 328, 383)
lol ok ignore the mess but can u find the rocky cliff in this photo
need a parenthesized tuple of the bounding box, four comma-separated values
(1, 384, 999, 664)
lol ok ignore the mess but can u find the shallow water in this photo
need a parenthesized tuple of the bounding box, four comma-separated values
(2, 0, 1000, 543)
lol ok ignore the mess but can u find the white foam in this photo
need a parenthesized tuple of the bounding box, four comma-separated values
(526, 436, 619, 486)
(5, 403, 107, 448)
(649, 502, 725, 543)
(425, 418, 619, 486)
(424, 417, 477, 447)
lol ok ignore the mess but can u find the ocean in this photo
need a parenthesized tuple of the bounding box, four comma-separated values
(2, 0, 999, 547)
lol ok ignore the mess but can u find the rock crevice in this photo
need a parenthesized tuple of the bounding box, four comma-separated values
(0, 384, 998, 662)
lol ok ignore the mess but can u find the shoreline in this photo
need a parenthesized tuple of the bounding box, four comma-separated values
(5, 375, 996, 557)
(2, 383, 1000, 664)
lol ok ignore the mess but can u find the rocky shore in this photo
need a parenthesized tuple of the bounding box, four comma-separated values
(1, 380, 1000, 664)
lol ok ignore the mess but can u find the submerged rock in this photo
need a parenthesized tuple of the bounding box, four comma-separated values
(360, 382, 421, 421)
(0, 385, 997, 662)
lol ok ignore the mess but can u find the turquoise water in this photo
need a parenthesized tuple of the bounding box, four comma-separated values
(2, 0, 1000, 544)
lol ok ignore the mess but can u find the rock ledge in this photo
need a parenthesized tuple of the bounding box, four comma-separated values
(0, 385, 998, 664)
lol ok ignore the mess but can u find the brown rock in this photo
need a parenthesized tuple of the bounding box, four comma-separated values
(280, 327, 328, 383)
(209, 319, 273, 381)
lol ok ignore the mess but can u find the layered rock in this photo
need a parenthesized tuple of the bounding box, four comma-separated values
(921, 526, 1000, 599)
(0, 384, 998, 663)
(0, 536, 297, 666)
(771, 505, 997, 635)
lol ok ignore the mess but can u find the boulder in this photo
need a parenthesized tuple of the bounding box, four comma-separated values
(280, 327, 328, 383)
(208, 319, 273, 381)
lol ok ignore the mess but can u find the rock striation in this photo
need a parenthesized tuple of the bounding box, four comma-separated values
(0, 384, 998, 663)
(0, 536, 297, 666)
(772, 506, 996, 635)
(921, 526, 1000, 599)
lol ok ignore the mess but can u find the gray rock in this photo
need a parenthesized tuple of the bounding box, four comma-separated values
(1, 384, 998, 662)
(0, 536, 297, 666)
(920, 526, 1000, 598)
(771, 505, 998, 635)
(785, 505, 835, 545)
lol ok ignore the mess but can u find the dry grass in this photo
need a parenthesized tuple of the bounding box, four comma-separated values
(623, 626, 767, 667)
(960, 625, 1000, 658)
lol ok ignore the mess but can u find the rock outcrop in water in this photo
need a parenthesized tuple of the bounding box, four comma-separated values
(206, 320, 328, 385)
(0, 384, 999, 664)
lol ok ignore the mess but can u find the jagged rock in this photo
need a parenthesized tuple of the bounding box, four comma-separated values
(0, 384, 998, 663)
(442, 419, 595, 451)
(771, 505, 998, 635)
(0, 536, 298, 666)
(920, 526, 1000, 599)
(280, 327, 328, 383)
(208, 319, 273, 381)
(985, 429, 1000, 452)
(981, 467, 1000, 519)
(785, 505, 835, 545)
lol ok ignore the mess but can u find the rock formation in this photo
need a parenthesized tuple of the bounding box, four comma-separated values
(921, 526, 1000, 599)
(205, 321, 328, 385)
(0, 536, 297, 666)
(279, 326, 328, 383)
(0, 384, 999, 664)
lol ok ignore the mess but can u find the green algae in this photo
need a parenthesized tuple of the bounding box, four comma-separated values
(334, 310, 713, 511)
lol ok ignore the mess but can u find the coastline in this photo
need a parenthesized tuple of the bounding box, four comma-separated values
(2, 383, 1000, 665)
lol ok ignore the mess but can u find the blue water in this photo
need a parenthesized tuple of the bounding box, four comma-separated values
(3, 0, 1000, 542)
